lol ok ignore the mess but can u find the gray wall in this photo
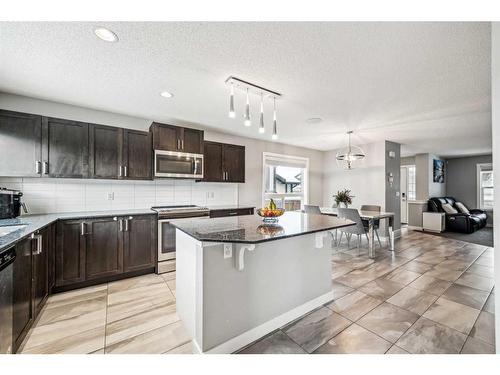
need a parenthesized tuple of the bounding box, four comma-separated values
(446, 154, 493, 224)
(385, 141, 401, 232)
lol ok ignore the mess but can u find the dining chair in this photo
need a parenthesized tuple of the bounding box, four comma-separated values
(360, 205, 382, 248)
(337, 207, 370, 252)
(304, 204, 338, 249)
(304, 205, 322, 214)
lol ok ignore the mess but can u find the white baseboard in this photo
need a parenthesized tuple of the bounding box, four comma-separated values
(192, 290, 334, 354)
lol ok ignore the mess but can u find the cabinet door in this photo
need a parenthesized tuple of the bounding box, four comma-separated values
(33, 227, 49, 316)
(181, 128, 204, 154)
(151, 122, 180, 151)
(0, 110, 42, 177)
(123, 215, 156, 272)
(123, 129, 152, 180)
(85, 217, 123, 280)
(223, 144, 245, 183)
(13, 237, 33, 352)
(89, 124, 122, 179)
(203, 141, 224, 182)
(43, 117, 89, 178)
(56, 220, 86, 287)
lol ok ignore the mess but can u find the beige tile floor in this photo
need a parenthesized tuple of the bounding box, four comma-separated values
(19, 228, 496, 354)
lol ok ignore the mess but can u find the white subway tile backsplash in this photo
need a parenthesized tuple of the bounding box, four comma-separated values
(0, 178, 238, 214)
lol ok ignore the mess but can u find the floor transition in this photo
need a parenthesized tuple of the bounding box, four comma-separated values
(19, 229, 495, 354)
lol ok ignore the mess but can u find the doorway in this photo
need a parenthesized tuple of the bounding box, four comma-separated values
(400, 165, 416, 224)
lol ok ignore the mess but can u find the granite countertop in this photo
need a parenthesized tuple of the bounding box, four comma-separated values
(0, 209, 156, 252)
(171, 211, 354, 244)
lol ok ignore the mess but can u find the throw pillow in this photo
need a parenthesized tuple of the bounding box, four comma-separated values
(455, 202, 470, 214)
(442, 203, 458, 214)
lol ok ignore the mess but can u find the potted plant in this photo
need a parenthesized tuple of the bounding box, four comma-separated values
(333, 189, 354, 208)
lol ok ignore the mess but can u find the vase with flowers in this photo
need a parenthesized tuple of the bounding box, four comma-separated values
(333, 189, 354, 208)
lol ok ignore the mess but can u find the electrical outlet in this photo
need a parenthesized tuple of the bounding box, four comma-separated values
(107, 192, 114, 201)
(223, 244, 232, 258)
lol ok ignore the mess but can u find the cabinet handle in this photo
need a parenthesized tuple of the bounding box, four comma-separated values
(181, 139, 184, 150)
(124, 166, 128, 177)
(42, 161, 49, 175)
(80, 222, 86, 236)
(30, 233, 42, 254)
(35, 160, 42, 174)
(228, 212, 238, 216)
(119, 166, 123, 177)
(119, 219, 123, 232)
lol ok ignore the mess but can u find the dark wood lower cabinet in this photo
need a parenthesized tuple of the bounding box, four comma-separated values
(56, 220, 86, 287)
(33, 226, 50, 316)
(209, 207, 254, 218)
(55, 215, 156, 291)
(123, 215, 156, 272)
(85, 217, 122, 280)
(12, 225, 54, 353)
(12, 237, 34, 353)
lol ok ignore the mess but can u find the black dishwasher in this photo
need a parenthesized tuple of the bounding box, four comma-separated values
(0, 246, 15, 354)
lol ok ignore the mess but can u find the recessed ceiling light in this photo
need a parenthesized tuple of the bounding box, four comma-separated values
(94, 27, 119, 42)
(306, 117, 323, 124)
(160, 91, 174, 99)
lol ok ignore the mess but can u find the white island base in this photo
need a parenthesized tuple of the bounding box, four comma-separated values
(175, 229, 334, 354)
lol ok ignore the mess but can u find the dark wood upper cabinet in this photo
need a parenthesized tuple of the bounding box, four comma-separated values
(56, 219, 86, 287)
(89, 124, 122, 179)
(203, 141, 245, 183)
(123, 215, 156, 273)
(203, 141, 224, 182)
(151, 122, 179, 151)
(0, 109, 42, 177)
(123, 129, 152, 180)
(85, 217, 123, 280)
(42, 117, 89, 178)
(223, 144, 245, 183)
(12, 237, 33, 353)
(182, 127, 204, 154)
(150, 122, 203, 154)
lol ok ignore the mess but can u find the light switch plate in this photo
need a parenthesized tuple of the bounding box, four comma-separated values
(107, 192, 114, 200)
(223, 244, 232, 258)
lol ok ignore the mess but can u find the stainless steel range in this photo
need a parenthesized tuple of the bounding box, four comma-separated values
(152, 205, 210, 274)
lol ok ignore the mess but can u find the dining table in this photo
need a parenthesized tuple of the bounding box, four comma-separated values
(319, 207, 395, 258)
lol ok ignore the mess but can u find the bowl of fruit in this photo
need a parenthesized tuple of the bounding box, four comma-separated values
(257, 199, 285, 223)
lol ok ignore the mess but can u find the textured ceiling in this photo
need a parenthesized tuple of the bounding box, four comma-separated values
(0, 22, 492, 156)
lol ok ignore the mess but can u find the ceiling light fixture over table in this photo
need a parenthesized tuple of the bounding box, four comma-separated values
(336, 131, 366, 170)
(225, 76, 281, 140)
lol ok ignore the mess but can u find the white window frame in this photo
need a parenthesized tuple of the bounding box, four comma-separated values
(262, 152, 309, 210)
(477, 163, 493, 210)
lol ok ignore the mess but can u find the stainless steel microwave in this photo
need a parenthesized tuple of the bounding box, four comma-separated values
(154, 150, 204, 179)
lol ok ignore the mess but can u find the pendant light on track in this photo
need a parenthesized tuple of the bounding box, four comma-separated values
(259, 92, 265, 133)
(272, 97, 278, 140)
(244, 88, 251, 127)
(228, 82, 235, 118)
(225, 76, 281, 139)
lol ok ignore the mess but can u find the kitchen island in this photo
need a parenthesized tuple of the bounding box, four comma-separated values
(171, 211, 354, 354)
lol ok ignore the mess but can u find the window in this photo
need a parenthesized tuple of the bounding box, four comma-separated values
(262, 153, 309, 211)
(477, 163, 493, 210)
(407, 165, 416, 201)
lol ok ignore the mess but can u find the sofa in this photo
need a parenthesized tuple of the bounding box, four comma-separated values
(428, 197, 487, 234)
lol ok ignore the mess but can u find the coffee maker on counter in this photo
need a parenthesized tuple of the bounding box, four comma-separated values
(0, 188, 28, 219)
